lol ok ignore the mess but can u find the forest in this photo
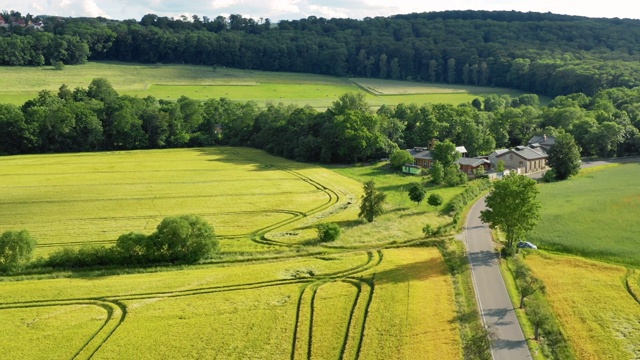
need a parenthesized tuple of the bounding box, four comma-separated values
(1, 78, 638, 162)
(2, 10, 640, 97)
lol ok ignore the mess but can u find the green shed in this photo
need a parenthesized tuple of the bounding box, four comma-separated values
(402, 164, 422, 175)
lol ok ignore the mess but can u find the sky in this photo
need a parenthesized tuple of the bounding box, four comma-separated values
(2, 0, 638, 22)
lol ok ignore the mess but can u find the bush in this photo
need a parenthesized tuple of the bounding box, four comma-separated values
(427, 193, 444, 207)
(542, 168, 557, 183)
(501, 246, 516, 258)
(0, 230, 37, 273)
(44, 215, 218, 269)
(317, 223, 341, 242)
(389, 149, 415, 170)
(52, 60, 65, 70)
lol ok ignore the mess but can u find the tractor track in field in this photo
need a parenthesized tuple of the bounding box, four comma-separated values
(0, 250, 383, 360)
(1, 149, 373, 359)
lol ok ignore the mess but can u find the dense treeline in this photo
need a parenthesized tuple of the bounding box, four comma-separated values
(3, 10, 640, 96)
(1, 78, 638, 161)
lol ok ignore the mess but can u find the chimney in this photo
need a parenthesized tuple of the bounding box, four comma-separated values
(543, 134, 547, 142)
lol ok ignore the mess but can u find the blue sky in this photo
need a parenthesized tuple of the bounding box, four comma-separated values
(2, 0, 637, 22)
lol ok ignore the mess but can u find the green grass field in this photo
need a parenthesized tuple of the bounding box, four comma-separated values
(327, 162, 465, 246)
(529, 163, 640, 266)
(0, 62, 533, 108)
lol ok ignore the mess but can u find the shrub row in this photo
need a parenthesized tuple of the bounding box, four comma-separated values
(445, 179, 493, 225)
(41, 215, 218, 270)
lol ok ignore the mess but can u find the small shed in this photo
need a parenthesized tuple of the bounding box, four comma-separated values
(402, 164, 422, 175)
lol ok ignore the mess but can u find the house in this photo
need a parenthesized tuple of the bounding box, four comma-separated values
(489, 145, 548, 174)
(457, 157, 491, 175)
(406, 145, 467, 169)
(406, 147, 434, 168)
(528, 134, 556, 151)
(402, 164, 422, 175)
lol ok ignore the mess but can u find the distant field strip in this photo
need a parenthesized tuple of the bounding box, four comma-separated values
(0, 147, 361, 254)
(0, 247, 459, 359)
(0, 62, 536, 107)
(528, 253, 640, 359)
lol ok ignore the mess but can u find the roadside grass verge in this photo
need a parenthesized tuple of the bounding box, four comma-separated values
(530, 163, 640, 267)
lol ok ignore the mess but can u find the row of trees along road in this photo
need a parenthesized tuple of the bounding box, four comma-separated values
(3, 11, 640, 97)
(1, 79, 639, 162)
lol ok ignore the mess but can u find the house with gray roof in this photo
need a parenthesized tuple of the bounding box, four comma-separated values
(528, 134, 556, 151)
(489, 145, 548, 174)
(457, 157, 491, 175)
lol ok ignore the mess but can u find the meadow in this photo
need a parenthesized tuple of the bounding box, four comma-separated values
(0, 248, 461, 359)
(528, 163, 640, 266)
(526, 252, 640, 359)
(0, 62, 532, 108)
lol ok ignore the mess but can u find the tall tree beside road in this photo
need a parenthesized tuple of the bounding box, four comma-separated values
(547, 132, 581, 180)
(480, 173, 541, 249)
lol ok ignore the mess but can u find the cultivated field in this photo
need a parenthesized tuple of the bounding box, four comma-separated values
(0, 247, 461, 359)
(0, 62, 532, 108)
(529, 163, 640, 266)
(0, 147, 363, 256)
(526, 252, 640, 359)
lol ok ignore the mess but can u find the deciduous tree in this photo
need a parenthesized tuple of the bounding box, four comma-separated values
(547, 132, 581, 180)
(359, 180, 386, 222)
(0, 230, 37, 273)
(480, 173, 541, 249)
(408, 182, 426, 205)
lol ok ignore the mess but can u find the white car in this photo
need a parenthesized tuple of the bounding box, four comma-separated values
(516, 241, 537, 249)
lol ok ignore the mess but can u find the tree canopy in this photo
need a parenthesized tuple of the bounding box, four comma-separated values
(480, 174, 541, 249)
(359, 180, 386, 222)
(0, 230, 37, 273)
(547, 133, 582, 180)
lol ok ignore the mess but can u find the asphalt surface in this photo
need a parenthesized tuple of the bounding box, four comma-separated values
(464, 197, 532, 360)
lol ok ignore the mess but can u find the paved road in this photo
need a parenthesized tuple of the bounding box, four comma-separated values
(464, 197, 532, 360)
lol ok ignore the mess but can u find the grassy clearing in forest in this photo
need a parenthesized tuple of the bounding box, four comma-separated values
(529, 163, 640, 266)
(526, 252, 640, 359)
(0, 62, 531, 107)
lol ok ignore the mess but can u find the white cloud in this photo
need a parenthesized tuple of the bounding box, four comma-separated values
(269, 0, 299, 15)
(307, 4, 348, 19)
(82, 0, 109, 17)
(2, 0, 639, 21)
(210, 0, 238, 10)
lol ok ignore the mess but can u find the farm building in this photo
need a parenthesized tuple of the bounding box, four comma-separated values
(489, 145, 548, 174)
(406, 145, 467, 169)
(457, 157, 491, 175)
(528, 134, 556, 151)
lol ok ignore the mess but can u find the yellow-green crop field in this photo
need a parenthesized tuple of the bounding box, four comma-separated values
(0, 147, 363, 256)
(526, 252, 640, 359)
(0, 247, 460, 359)
(0, 62, 535, 108)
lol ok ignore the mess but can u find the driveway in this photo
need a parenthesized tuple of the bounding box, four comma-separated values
(464, 197, 532, 360)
